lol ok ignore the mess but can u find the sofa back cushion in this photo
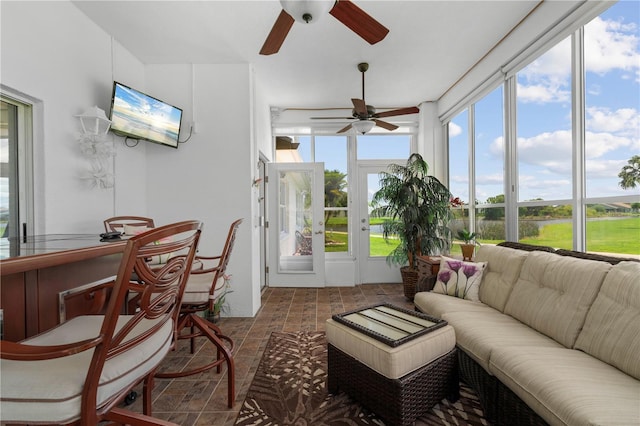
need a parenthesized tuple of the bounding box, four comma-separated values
(575, 261, 640, 380)
(475, 245, 529, 312)
(504, 251, 611, 348)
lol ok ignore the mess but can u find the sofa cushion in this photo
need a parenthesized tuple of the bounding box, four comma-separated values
(414, 291, 492, 319)
(575, 261, 640, 380)
(475, 245, 529, 312)
(504, 250, 611, 348)
(441, 309, 563, 372)
(489, 346, 640, 426)
(432, 256, 487, 301)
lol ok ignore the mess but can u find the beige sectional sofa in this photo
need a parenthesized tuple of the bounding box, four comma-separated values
(414, 243, 640, 426)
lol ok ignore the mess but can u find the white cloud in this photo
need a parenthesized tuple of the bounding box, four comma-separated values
(585, 158, 628, 179)
(587, 83, 601, 96)
(585, 16, 640, 75)
(476, 173, 504, 185)
(585, 130, 637, 158)
(448, 121, 462, 137)
(518, 14, 639, 104)
(517, 130, 572, 167)
(517, 38, 571, 104)
(586, 106, 640, 137)
(489, 137, 506, 165)
(518, 175, 572, 200)
(517, 82, 569, 103)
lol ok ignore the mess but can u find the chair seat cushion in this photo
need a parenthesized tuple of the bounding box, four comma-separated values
(0, 315, 173, 424)
(182, 272, 225, 305)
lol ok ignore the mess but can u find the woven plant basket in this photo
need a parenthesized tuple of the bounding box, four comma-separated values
(401, 266, 420, 300)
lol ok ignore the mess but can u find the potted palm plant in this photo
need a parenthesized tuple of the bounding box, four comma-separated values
(371, 153, 453, 299)
(457, 229, 479, 261)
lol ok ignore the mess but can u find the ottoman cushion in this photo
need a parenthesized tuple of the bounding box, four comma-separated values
(325, 319, 455, 379)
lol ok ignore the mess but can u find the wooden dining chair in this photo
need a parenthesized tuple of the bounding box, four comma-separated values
(104, 216, 156, 234)
(156, 218, 242, 408)
(0, 220, 202, 425)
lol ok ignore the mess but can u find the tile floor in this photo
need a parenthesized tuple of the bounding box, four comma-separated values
(130, 284, 413, 425)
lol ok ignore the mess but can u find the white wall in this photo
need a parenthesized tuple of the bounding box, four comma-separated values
(144, 63, 258, 317)
(1, 1, 146, 234)
(1, 1, 264, 317)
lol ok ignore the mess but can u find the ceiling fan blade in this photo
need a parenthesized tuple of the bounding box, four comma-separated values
(373, 119, 399, 131)
(337, 123, 353, 133)
(352, 98, 367, 117)
(329, 0, 389, 45)
(310, 116, 355, 120)
(260, 10, 295, 55)
(373, 106, 420, 118)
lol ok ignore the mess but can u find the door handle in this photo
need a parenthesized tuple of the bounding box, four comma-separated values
(361, 226, 370, 231)
(314, 231, 324, 235)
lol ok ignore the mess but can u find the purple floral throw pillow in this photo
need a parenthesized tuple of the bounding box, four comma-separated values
(433, 256, 488, 301)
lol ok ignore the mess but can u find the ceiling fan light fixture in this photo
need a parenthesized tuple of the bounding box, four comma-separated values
(352, 119, 375, 135)
(280, 0, 334, 23)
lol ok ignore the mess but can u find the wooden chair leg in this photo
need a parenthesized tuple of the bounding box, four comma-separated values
(106, 407, 181, 425)
(190, 324, 196, 354)
(155, 313, 235, 408)
(143, 374, 154, 415)
(190, 314, 235, 408)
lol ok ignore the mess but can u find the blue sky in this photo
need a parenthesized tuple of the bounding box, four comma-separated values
(449, 0, 640, 204)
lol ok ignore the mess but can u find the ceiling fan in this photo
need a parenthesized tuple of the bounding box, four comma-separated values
(312, 62, 420, 134)
(260, 0, 389, 55)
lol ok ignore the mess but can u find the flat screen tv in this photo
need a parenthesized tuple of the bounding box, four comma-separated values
(109, 81, 183, 148)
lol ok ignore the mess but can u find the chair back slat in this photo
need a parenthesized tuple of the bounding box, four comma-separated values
(209, 219, 243, 304)
(85, 220, 201, 411)
(104, 216, 156, 233)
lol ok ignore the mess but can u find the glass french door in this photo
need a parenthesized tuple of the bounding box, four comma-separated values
(267, 162, 325, 287)
(357, 162, 402, 283)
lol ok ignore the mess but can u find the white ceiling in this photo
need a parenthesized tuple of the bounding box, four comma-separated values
(71, 0, 562, 113)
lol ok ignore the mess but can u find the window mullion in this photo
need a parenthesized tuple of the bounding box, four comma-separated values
(503, 76, 518, 242)
(571, 27, 586, 252)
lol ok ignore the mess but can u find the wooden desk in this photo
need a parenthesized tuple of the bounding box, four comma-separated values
(0, 235, 126, 341)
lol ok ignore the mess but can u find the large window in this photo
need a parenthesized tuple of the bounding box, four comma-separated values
(446, 2, 640, 257)
(1, 95, 34, 259)
(584, 3, 640, 253)
(475, 86, 505, 244)
(516, 36, 574, 248)
(448, 87, 506, 254)
(356, 134, 411, 160)
(448, 109, 471, 257)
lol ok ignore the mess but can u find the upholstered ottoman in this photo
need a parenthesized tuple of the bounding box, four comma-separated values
(326, 305, 458, 426)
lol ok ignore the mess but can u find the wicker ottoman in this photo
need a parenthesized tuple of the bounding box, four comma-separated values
(326, 311, 458, 426)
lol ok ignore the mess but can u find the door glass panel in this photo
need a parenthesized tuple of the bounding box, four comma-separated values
(1, 101, 18, 259)
(278, 169, 314, 272)
(367, 172, 399, 257)
(315, 136, 349, 253)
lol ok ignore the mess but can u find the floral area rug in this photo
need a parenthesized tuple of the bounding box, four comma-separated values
(235, 331, 489, 426)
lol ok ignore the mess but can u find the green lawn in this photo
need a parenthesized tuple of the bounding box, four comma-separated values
(519, 217, 639, 255)
(324, 217, 640, 257)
